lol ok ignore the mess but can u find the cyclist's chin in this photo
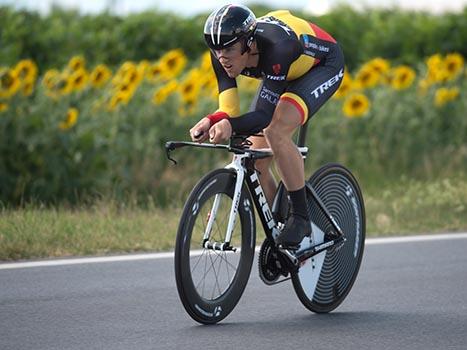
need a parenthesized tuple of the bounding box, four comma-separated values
(226, 70, 239, 78)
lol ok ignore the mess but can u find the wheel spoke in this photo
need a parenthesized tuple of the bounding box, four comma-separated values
(224, 251, 231, 284)
(211, 249, 238, 271)
(190, 248, 207, 274)
(209, 250, 223, 299)
(195, 252, 221, 291)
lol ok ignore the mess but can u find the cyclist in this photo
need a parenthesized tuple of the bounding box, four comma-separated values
(190, 4, 344, 249)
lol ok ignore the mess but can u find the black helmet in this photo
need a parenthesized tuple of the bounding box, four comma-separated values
(204, 4, 256, 53)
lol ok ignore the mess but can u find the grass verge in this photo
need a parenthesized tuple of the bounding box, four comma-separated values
(1, 176, 466, 261)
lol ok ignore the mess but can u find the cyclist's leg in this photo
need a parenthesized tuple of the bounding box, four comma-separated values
(247, 81, 276, 207)
(269, 43, 345, 248)
(263, 103, 304, 192)
(264, 99, 311, 249)
(249, 135, 276, 206)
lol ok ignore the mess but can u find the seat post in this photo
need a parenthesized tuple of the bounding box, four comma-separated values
(297, 122, 309, 148)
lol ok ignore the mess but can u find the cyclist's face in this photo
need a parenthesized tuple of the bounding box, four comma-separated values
(214, 42, 248, 78)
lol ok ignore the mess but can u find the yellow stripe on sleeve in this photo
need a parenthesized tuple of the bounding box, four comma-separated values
(218, 88, 240, 117)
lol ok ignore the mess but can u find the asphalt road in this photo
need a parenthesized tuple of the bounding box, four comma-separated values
(1, 234, 467, 350)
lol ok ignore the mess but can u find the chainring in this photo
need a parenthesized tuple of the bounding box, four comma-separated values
(258, 238, 290, 285)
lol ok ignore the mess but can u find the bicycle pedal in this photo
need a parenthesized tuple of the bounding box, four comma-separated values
(277, 247, 299, 266)
(277, 244, 300, 251)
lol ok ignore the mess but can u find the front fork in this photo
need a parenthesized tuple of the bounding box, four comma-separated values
(202, 155, 246, 251)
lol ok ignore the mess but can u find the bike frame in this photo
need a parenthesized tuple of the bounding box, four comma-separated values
(165, 132, 345, 260)
(221, 148, 344, 248)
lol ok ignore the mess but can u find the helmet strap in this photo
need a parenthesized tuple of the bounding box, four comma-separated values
(241, 36, 254, 55)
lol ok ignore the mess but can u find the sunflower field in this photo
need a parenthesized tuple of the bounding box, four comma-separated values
(1, 43, 465, 207)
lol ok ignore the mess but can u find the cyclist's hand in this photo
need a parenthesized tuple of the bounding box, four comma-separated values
(209, 119, 232, 144)
(189, 118, 210, 143)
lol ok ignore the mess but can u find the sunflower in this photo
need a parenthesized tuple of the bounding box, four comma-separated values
(178, 69, 202, 102)
(122, 63, 142, 86)
(444, 53, 464, 80)
(152, 80, 178, 105)
(434, 87, 460, 107)
(355, 65, 379, 89)
(199, 74, 218, 95)
(112, 62, 142, 90)
(333, 71, 353, 99)
(0, 68, 21, 98)
(68, 56, 86, 72)
(366, 57, 391, 75)
(389, 65, 416, 90)
(70, 68, 89, 91)
(42, 69, 60, 90)
(89, 64, 112, 88)
(343, 93, 370, 118)
(146, 63, 164, 83)
(59, 108, 79, 130)
(55, 73, 74, 95)
(108, 90, 132, 111)
(426, 54, 446, 83)
(0, 102, 8, 113)
(117, 81, 137, 95)
(13, 59, 38, 82)
(159, 49, 188, 80)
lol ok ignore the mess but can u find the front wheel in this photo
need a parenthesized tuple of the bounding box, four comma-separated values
(292, 163, 366, 313)
(174, 169, 256, 324)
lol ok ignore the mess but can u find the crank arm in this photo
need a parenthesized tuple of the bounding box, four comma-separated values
(295, 236, 346, 263)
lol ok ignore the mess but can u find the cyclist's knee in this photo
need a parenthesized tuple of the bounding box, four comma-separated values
(264, 123, 293, 145)
(264, 101, 302, 143)
(254, 157, 271, 174)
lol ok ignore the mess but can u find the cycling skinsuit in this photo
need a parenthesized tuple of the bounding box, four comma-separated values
(211, 10, 345, 133)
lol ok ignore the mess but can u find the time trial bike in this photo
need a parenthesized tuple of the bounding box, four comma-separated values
(165, 122, 365, 324)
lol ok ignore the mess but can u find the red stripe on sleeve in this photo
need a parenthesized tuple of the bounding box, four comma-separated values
(309, 23, 336, 43)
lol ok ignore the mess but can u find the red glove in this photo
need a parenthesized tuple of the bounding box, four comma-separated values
(206, 111, 229, 126)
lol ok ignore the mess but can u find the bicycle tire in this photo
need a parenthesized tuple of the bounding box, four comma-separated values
(174, 168, 256, 324)
(292, 163, 366, 313)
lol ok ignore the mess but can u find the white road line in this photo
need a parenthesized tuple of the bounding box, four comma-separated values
(1, 232, 466, 270)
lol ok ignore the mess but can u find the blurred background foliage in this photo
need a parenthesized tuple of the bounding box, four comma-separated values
(1, 5, 467, 71)
(0, 4, 466, 208)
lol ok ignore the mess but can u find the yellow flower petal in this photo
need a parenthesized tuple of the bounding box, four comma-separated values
(59, 108, 79, 130)
(68, 56, 86, 71)
(434, 87, 460, 107)
(343, 93, 371, 118)
(389, 65, 416, 90)
(159, 49, 187, 80)
(90, 64, 112, 88)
